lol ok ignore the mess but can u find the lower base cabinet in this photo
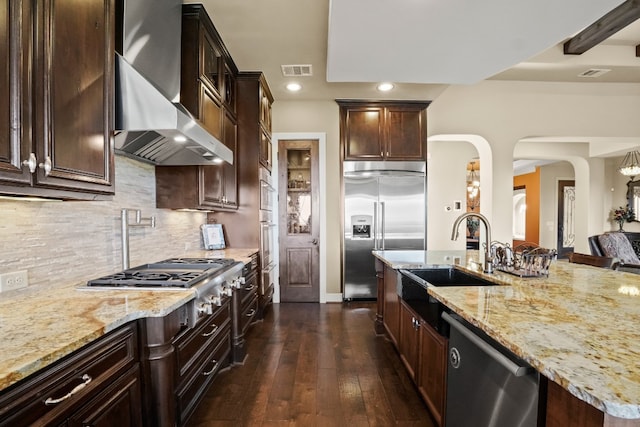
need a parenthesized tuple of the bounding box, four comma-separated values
(418, 318, 447, 427)
(172, 298, 232, 426)
(0, 322, 141, 427)
(396, 300, 447, 427)
(399, 300, 420, 380)
(68, 364, 142, 427)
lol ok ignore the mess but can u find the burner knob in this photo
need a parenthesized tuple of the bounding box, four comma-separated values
(208, 295, 222, 306)
(222, 287, 233, 297)
(197, 302, 213, 315)
(239, 276, 246, 285)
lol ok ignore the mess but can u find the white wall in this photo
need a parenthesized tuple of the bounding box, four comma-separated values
(427, 141, 478, 249)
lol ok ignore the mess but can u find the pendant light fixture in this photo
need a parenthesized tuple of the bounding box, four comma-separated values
(467, 161, 480, 210)
(618, 150, 640, 179)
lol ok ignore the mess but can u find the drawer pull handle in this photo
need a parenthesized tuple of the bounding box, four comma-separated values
(44, 374, 92, 405)
(203, 360, 219, 376)
(202, 324, 219, 337)
(246, 309, 256, 317)
(244, 284, 255, 292)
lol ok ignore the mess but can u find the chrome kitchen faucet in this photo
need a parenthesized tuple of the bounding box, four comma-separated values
(120, 208, 156, 269)
(451, 212, 493, 274)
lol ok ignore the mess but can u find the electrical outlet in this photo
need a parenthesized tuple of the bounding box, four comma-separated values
(0, 270, 28, 292)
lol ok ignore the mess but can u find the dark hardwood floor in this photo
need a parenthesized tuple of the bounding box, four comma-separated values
(188, 302, 436, 427)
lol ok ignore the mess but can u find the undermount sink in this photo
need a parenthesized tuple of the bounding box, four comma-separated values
(400, 267, 496, 288)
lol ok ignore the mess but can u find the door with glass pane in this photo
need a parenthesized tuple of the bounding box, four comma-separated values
(278, 139, 320, 302)
(557, 180, 575, 258)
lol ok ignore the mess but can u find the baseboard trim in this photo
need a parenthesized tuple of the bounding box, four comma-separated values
(324, 293, 344, 303)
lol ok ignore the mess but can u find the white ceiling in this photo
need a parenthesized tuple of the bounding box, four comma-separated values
(191, 0, 640, 102)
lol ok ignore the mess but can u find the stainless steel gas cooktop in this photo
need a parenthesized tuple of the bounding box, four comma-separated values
(86, 258, 239, 288)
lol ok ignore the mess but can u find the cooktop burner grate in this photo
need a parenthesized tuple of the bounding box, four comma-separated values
(86, 258, 237, 288)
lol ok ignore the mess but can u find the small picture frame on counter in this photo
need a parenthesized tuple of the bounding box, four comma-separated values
(201, 224, 226, 250)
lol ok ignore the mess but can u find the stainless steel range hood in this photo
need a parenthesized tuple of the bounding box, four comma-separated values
(115, 0, 232, 165)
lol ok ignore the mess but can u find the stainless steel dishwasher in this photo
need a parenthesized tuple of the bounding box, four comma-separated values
(442, 312, 540, 427)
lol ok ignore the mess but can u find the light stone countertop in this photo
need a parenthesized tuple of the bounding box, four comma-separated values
(373, 249, 640, 420)
(0, 248, 258, 392)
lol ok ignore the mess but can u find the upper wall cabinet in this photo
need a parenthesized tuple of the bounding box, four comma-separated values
(156, 4, 239, 211)
(337, 100, 430, 161)
(0, 0, 115, 200)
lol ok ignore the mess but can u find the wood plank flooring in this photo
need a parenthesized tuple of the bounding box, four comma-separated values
(187, 302, 436, 427)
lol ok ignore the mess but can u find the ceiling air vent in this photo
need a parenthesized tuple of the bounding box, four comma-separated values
(281, 64, 313, 77)
(577, 68, 611, 78)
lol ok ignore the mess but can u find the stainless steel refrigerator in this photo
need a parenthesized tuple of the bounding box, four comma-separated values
(343, 161, 426, 300)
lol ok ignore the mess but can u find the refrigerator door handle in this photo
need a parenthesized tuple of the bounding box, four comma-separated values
(373, 202, 378, 250)
(380, 201, 386, 250)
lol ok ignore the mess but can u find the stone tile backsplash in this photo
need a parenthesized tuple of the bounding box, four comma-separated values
(0, 156, 208, 288)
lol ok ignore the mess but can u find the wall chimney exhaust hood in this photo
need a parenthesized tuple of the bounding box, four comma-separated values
(114, 0, 232, 166)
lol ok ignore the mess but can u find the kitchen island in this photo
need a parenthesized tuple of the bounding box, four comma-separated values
(374, 249, 640, 426)
(0, 248, 257, 426)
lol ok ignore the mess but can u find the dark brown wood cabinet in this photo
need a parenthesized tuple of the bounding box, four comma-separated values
(382, 264, 400, 346)
(399, 299, 420, 380)
(208, 73, 274, 317)
(378, 263, 447, 427)
(0, 322, 141, 426)
(418, 318, 447, 427)
(231, 255, 259, 363)
(258, 82, 273, 171)
(0, 0, 114, 199)
(338, 100, 430, 161)
(398, 300, 447, 426)
(173, 299, 231, 426)
(156, 4, 239, 211)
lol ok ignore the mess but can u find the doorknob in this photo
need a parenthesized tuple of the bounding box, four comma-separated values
(310, 239, 318, 245)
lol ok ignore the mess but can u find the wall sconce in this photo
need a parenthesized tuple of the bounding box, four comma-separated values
(618, 150, 640, 179)
(467, 161, 480, 210)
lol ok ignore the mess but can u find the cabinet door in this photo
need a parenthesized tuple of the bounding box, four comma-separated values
(0, 0, 32, 186)
(399, 300, 420, 380)
(223, 62, 236, 112)
(258, 80, 272, 171)
(385, 106, 427, 160)
(259, 129, 272, 171)
(382, 265, 399, 345)
(199, 165, 223, 207)
(222, 110, 237, 208)
(200, 29, 221, 97)
(200, 83, 223, 140)
(418, 321, 447, 427)
(342, 106, 384, 160)
(34, 0, 114, 194)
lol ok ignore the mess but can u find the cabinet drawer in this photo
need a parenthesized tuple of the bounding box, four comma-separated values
(176, 329, 231, 426)
(174, 300, 230, 379)
(240, 294, 258, 335)
(67, 363, 143, 427)
(238, 273, 258, 306)
(0, 322, 138, 426)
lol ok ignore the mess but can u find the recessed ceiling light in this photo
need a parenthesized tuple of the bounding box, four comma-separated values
(174, 135, 187, 143)
(377, 82, 394, 92)
(286, 82, 302, 92)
